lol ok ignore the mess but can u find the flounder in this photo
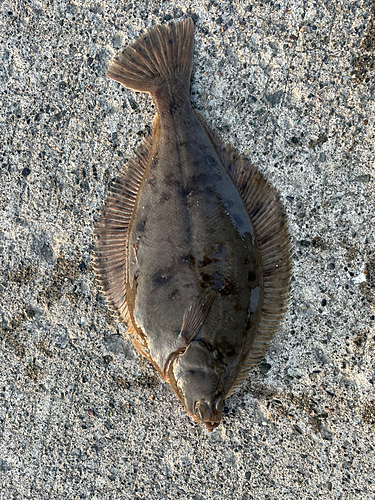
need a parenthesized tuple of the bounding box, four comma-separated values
(94, 19, 291, 430)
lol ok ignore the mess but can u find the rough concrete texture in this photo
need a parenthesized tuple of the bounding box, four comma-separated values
(1, 0, 375, 499)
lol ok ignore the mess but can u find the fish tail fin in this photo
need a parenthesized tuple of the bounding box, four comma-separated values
(106, 18, 194, 95)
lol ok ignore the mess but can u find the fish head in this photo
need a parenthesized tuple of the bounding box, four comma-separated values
(168, 341, 225, 430)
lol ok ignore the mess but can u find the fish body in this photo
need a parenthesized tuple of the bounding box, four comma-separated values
(95, 19, 290, 430)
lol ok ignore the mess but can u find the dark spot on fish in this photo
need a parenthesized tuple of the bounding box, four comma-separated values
(153, 273, 170, 285)
(199, 256, 213, 267)
(181, 253, 195, 268)
(189, 172, 209, 186)
(212, 243, 226, 258)
(179, 186, 192, 198)
(201, 273, 214, 285)
(217, 340, 237, 358)
(219, 278, 235, 296)
(168, 289, 179, 299)
(164, 172, 180, 187)
(137, 220, 147, 232)
(219, 286, 231, 296)
(248, 271, 256, 282)
(160, 192, 171, 203)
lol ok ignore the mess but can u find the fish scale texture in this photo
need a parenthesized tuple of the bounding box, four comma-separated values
(1, 1, 375, 499)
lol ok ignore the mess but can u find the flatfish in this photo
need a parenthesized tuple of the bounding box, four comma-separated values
(95, 19, 291, 430)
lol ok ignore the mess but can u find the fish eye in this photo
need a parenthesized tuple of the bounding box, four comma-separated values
(215, 396, 224, 412)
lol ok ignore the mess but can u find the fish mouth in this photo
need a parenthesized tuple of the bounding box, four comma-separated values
(200, 413, 222, 432)
(192, 398, 223, 431)
(204, 420, 221, 432)
(191, 408, 222, 431)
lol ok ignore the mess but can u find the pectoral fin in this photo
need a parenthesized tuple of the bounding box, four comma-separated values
(163, 292, 216, 382)
(180, 291, 216, 344)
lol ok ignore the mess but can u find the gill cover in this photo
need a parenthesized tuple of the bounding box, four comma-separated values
(168, 342, 225, 430)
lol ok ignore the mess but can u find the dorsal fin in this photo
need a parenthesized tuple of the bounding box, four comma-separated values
(94, 116, 160, 330)
(196, 115, 291, 398)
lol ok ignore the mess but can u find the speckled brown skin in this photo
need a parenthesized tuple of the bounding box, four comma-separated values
(126, 92, 263, 428)
(96, 19, 290, 430)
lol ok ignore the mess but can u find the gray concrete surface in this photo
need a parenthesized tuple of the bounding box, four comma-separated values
(1, 1, 375, 499)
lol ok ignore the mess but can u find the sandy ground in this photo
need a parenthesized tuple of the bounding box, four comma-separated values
(1, 1, 375, 499)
